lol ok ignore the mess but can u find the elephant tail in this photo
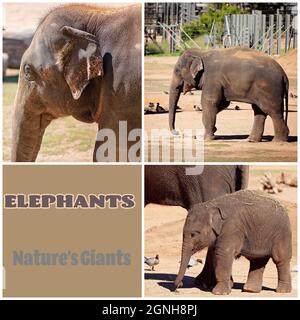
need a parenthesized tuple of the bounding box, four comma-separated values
(284, 74, 289, 125)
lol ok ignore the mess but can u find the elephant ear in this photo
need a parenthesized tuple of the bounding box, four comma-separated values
(209, 205, 228, 236)
(59, 26, 104, 100)
(190, 56, 203, 79)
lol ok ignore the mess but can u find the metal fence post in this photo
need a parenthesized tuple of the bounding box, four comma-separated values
(269, 15, 274, 55)
(261, 14, 266, 51)
(276, 13, 282, 54)
(253, 14, 260, 49)
(292, 15, 297, 49)
(285, 14, 291, 52)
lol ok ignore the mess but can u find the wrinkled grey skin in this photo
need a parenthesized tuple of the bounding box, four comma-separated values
(12, 4, 141, 162)
(175, 190, 292, 295)
(169, 47, 289, 142)
(145, 165, 249, 290)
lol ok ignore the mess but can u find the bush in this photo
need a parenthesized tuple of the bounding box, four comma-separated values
(182, 4, 248, 41)
(145, 42, 163, 54)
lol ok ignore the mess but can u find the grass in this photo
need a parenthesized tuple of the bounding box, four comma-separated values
(3, 69, 97, 162)
(251, 168, 296, 175)
(3, 82, 18, 106)
(145, 35, 215, 57)
(145, 51, 181, 57)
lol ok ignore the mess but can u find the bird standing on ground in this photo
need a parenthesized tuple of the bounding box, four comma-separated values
(144, 254, 159, 271)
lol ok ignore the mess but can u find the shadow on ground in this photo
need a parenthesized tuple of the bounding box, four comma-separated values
(212, 135, 297, 142)
(145, 272, 275, 293)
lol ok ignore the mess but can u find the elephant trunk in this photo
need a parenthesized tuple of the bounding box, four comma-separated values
(169, 75, 182, 135)
(11, 93, 51, 162)
(174, 239, 193, 289)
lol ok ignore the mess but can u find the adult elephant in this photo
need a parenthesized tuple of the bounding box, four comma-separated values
(145, 165, 249, 290)
(169, 48, 289, 142)
(11, 4, 141, 162)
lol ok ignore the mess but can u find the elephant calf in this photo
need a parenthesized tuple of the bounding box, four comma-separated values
(175, 190, 292, 295)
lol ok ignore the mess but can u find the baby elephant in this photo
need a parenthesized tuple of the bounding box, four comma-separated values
(175, 190, 292, 295)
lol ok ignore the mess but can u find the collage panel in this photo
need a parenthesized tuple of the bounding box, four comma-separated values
(3, 165, 141, 297)
(144, 2, 297, 162)
(144, 164, 297, 297)
(3, 2, 141, 162)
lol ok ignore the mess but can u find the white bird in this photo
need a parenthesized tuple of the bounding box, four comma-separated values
(144, 254, 159, 271)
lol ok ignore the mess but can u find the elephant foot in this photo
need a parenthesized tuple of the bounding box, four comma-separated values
(195, 272, 216, 291)
(276, 283, 292, 293)
(212, 282, 231, 295)
(248, 135, 262, 142)
(272, 137, 288, 143)
(243, 282, 262, 293)
(204, 134, 216, 141)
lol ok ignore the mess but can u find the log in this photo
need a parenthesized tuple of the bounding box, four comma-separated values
(260, 172, 282, 194)
(276, 173, 297, 187)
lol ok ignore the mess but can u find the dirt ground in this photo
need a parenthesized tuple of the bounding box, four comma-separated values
(144, 166, 297, 297)
(144, 50, 297, 162)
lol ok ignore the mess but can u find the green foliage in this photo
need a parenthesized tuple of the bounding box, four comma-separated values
(182, 4, 248, 40)
(145, 39, 171, 55)
(146, 42, 163, 54)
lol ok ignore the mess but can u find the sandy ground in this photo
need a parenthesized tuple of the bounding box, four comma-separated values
(144, 166, 297, 297)
(144, 51, 297, 162)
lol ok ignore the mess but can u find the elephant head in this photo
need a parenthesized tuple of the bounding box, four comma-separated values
(169, 50, 204, 135)
(12, 21, 104, 161)
(174, 204, 227, 289)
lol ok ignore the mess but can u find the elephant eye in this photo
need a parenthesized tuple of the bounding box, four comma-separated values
(191, 231, 200, 238)
(24, 64, 36, 81)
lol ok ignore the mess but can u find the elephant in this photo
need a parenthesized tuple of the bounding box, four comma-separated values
(169, 47, 289, 142)
(145, 165, 249, 289)
(175, 190, 292, 295)
(11, 4, 141, 162)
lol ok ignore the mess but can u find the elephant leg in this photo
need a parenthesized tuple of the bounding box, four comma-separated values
(248, 104, 267, 142)
(212, 235, 243, 295)
(275, 260, 292, 293)
(213, 251, 235, 295)
(201, 101, 218, 141)
(195, 247, 234, 291)
(270, 113, 289, 142)
(243, 257, 269, 293)
(195, 247, 216, 290)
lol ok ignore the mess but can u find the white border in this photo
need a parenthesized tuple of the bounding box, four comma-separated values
(0, 0, 299, 301)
